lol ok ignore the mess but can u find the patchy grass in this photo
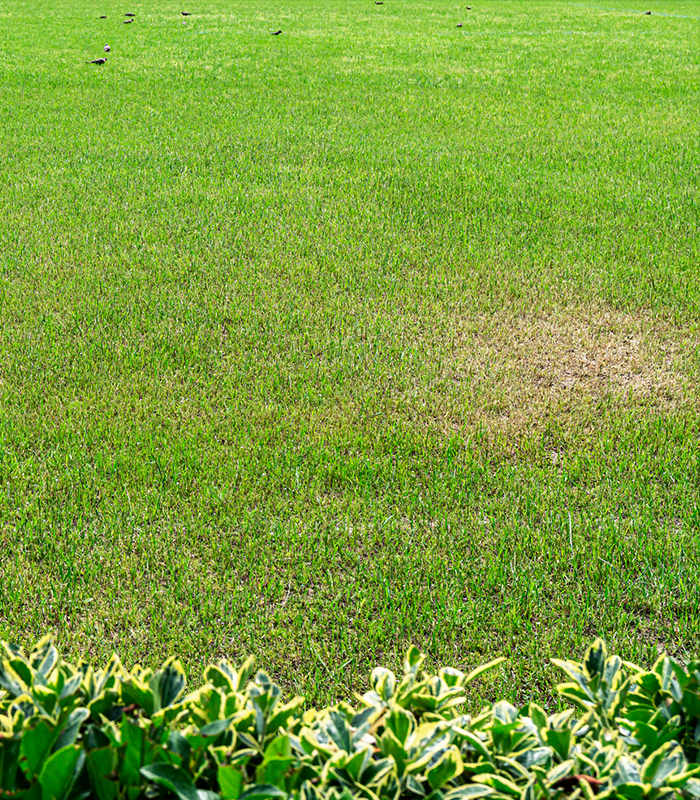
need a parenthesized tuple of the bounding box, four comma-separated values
(438, 305, 699, 436)
(0, 0, 699, 707)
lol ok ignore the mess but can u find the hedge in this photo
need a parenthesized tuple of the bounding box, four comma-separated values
(1, 636, 700, 800)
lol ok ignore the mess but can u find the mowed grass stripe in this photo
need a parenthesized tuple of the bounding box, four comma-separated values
(0, 0, 698, 705)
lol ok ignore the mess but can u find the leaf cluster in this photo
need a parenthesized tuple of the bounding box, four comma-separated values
(2, 638, 700, 800)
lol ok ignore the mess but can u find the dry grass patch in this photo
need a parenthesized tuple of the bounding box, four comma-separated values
(437, 304, 699, 435)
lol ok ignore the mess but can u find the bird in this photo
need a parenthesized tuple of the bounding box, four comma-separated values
(124, 18, 133, 23)
(271, 29, 282, 34)
(466, 6, 471, 9)
(456, 22, 463, 26)
(644, 9, 651, 13)
(125, 12, 135, 16)
(99, 14, 107, 18)
(375, 2, 383, 4)
(104, 44, 111, 51)
(87, 57, 107, 64)
(181, 11, 191, 15)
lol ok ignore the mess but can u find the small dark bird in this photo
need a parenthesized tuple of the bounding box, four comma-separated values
(124, 18, 133, 23)
(181, 11, 191, 15)
(456, 22, 463, 27)
(99, 14, 107, 18)
(644, 9, 651, 13)
(87, 57, 107, 64)
(104, 44, 111, 51)
(271, 29, 282, 34)
(125, 12, 135, 16)
(375, 2, 383, 4)
(466, 6, 471, 9)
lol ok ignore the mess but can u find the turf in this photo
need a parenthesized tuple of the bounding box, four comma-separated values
(0, 0, 699, 707)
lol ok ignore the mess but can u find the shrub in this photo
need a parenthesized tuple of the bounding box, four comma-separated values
(1, 637, 700, 800)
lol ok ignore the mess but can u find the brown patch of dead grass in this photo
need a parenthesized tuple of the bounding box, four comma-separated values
(437, 304, 699, 435)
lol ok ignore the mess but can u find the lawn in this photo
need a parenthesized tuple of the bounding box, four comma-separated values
(0, 0, 699, 707)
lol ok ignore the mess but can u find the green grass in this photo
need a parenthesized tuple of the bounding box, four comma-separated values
(1, 0, 699, 707)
